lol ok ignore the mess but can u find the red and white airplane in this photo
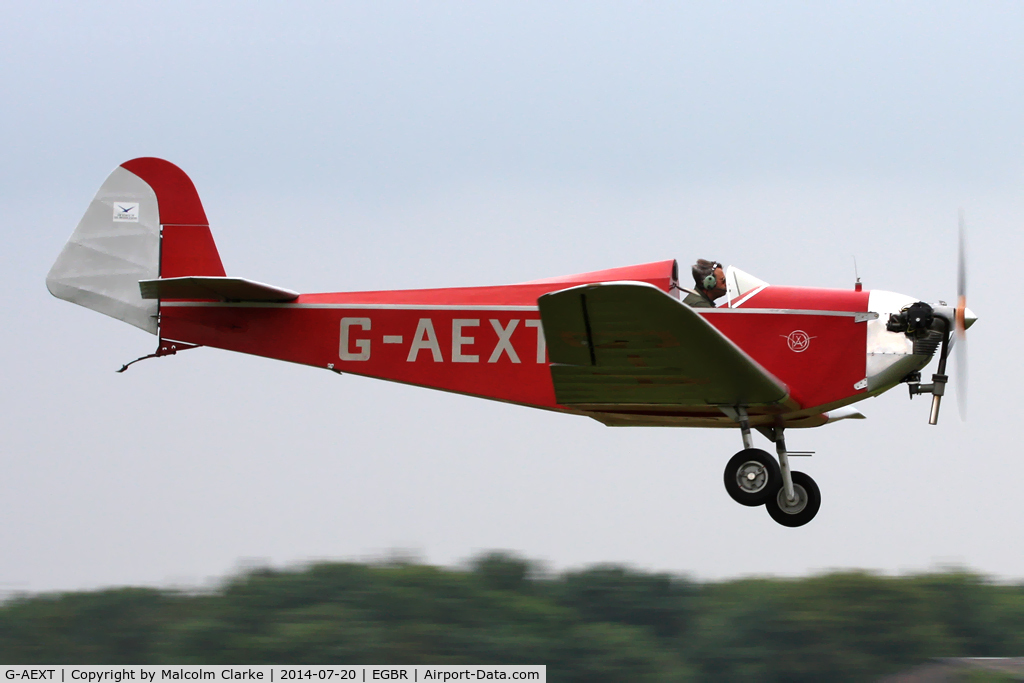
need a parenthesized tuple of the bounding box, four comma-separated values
(47, 158, 977, 526)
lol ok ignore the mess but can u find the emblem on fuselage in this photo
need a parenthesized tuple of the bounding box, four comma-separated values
(783, 330, 815, 353)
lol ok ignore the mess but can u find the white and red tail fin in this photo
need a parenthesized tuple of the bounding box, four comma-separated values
(47, 158, 226, 334)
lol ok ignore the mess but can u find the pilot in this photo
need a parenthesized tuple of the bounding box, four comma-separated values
(683, 259, 727, 308)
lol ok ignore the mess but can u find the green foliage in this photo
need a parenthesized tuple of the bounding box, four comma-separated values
(554, 564, 696, 639)
(1, 557, 1021, 682)
(471, 552, 535, 593)
(685, 571, 1024, 682)
(0, 588, 168, 663)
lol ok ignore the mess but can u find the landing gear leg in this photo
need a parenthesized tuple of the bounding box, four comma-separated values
(740, 409, 754, 450)
(764, 426, 821, 527)
(774, 427, 797, 506)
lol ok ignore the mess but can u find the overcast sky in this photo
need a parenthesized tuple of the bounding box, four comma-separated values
(2, 1, 1022, 594)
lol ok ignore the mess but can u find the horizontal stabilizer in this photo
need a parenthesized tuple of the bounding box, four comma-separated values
(140, 277, 299, 302)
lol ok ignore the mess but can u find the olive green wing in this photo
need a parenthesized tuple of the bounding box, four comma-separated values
(537, 282, 790, 409)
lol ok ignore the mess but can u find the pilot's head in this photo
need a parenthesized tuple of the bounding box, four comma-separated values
(693, 259, 726, 300)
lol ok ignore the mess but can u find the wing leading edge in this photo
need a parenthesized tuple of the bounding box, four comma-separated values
(537, 282, 794, 411)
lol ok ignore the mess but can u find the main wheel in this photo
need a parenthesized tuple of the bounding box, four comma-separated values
(723, 449, 781, 507)
(765, 471, 821, 527)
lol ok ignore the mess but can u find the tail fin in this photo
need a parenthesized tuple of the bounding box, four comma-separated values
(46, 158, 225, 334)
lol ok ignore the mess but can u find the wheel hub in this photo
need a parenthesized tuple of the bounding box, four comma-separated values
(735, 461, 768, 493)
(776, 484, 808, 514)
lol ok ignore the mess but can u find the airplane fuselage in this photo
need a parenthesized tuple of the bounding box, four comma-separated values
(158, 271, 932, 429)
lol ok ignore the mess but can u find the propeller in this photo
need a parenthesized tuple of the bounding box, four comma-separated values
(917, 210, 976, 425)
(955, 209, 968, 420)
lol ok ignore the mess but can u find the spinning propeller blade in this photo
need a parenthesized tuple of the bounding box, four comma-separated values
(955, 209, 969, 421)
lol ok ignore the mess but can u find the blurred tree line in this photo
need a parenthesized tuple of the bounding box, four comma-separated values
(1, 553, 1023, 681)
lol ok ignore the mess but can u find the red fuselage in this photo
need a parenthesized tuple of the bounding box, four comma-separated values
(159, 260, 886, 428)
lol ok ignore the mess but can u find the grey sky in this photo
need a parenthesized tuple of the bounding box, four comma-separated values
(1, 1, 1022, 593)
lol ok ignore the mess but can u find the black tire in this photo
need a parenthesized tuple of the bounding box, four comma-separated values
(765, 471, 821, 527)
(723, 449, 781, 507)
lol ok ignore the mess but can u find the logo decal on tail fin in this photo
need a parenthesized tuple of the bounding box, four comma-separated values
(113, 202, 139, 222)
